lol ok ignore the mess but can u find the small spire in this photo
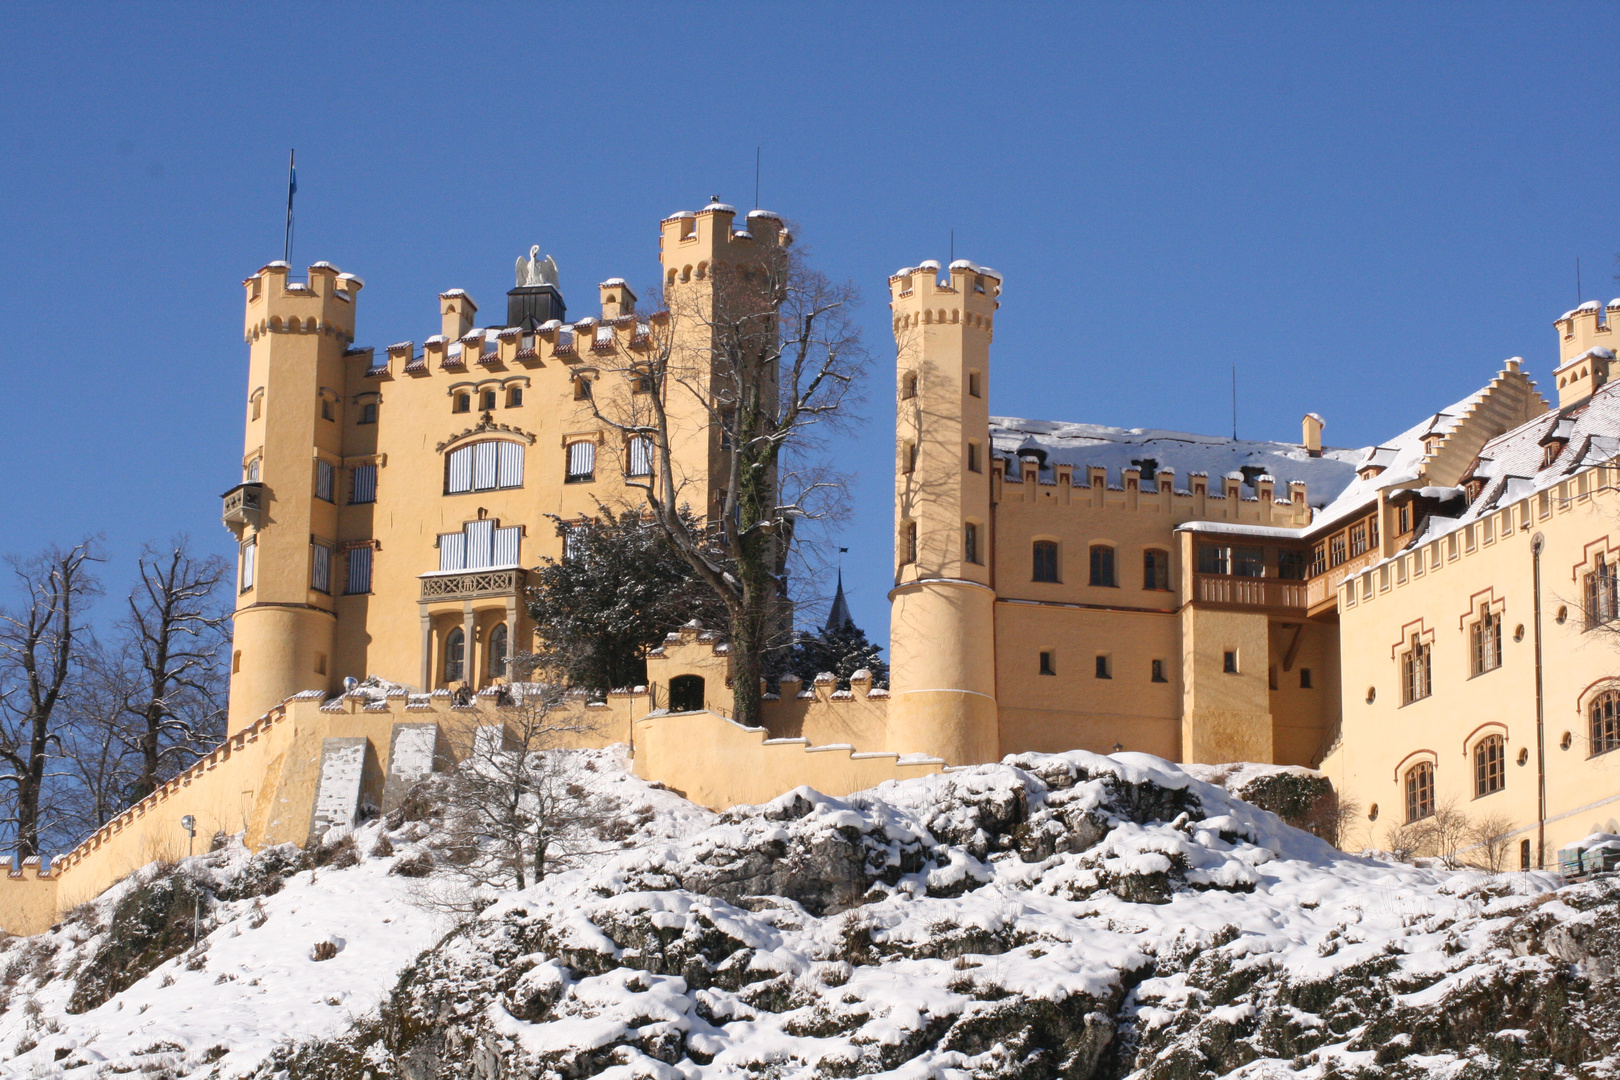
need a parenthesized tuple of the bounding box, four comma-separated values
(824, 569, 855, 634)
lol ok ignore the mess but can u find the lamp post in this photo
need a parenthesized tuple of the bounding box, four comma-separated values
(180, 815, 200, 947)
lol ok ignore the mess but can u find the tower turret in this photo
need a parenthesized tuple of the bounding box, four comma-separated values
(226, 261, 362, 732)
(886, 259, 1002, 764)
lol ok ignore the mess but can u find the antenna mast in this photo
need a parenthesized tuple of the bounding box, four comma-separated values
(1231, 363, 1238, 441)
(754, 146, 760, 209)
(1577, 256, 1583, 305)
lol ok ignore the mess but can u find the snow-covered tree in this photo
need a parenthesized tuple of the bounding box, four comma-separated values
(791, 572, 888, 689)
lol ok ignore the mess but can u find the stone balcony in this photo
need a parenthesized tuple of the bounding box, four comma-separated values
(221, 483, 264, 536)
(419, 567, 526, 603)
(1192, 573, 1308, 612)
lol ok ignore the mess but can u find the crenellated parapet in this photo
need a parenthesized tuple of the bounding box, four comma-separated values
(995, 457, 1314, 528)
(243, 261, 362, 343)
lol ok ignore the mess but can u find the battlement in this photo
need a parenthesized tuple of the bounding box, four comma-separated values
(242, 261, 361, 342)
(1555, 300, 1620, 365)
(659, 201, 788, 284)
(996, 456, 1313, 527)
(0, 856, 52, 880)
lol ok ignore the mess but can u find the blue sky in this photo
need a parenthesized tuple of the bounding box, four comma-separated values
(2, 3, 1617, 646)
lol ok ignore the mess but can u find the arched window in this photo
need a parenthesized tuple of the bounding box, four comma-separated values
(669, 674, 705, 712)
(1405, 761, 1435, 822)
(1586, 555, 1617, 627)
(1474, 734, 1505, 796)
(246, 458, 260, 483)
(446, 440, 525, 494)
(1089, 545, 1116, 587)
(901, 371, 917, 399)
(1033, 541, 1059, 582)
(1591, 690, 1620, 756)
(444, 627, 465, 684)
(488, 624, 508, 678)
(565, 441, 596, 483)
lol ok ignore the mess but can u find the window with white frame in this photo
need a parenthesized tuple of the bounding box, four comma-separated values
(1402, 635, 1431, 704)
(240, 541, 255, 592)
(1471, 608, 1501, 675)
(446, 440, 525, 494)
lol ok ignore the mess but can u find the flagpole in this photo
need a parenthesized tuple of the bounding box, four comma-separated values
(283, 150, 296, 265)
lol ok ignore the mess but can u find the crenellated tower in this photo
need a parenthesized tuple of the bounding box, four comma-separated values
(656, 200, 790, 522)
(225, 261, 363, 733)
(886, 259, 1002, 763)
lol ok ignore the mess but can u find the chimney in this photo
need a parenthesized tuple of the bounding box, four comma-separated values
(1302, 413, 1324, 457)
(440, 290, 477, 339)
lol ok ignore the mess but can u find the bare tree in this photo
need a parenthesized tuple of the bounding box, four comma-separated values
(0, 540, 104, 858)
(113, 540, 230, 802)
(435, 657, 609, 891)
(1465, 812, 1519, 873)
(591, 230, 869, 726)
(56, 640, 143, 837)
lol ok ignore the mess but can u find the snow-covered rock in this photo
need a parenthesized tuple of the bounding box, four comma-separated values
(1, 749, 1614, 1079)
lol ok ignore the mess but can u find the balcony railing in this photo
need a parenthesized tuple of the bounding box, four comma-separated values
(1193, 573, 1308, 610)
(221, 483, 264, 533)
(1304, 549, 1379, 609)
(419, 567, 525, 602)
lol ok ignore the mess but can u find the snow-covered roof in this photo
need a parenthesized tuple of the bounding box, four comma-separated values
(988, 417, 1361, 509)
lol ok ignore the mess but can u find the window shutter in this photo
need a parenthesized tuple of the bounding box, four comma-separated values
(465, 519, 495, 570)
(316, 460, 334, 502)
(497, 441, 524, 488)
(628, 435, 652, 477)
(448, 446, 474, 493)
(493, 525, 520, 566)
(567, 441, 595, 480)
(241, 541, 255, 590)
(473, 441, 498, 491)
(311, 543, 331, 593)
(350, 464, 377, 504)
(439, 532, 466, 572)
(345, 546, 373, 594)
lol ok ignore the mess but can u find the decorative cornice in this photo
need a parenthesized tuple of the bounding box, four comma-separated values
(435, 413, 538, 453)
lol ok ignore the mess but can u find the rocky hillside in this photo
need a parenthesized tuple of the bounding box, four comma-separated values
(1, 750, 1615, 1079)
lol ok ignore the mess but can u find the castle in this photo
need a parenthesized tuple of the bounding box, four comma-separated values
(3, 206, 1618, 934)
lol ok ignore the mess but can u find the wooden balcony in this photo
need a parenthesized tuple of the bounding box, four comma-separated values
(1304, 550, 1379, 611)
(1193, 573, 1308, 612)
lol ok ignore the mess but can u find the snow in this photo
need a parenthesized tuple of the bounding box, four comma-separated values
(599, 277, 628, 287)
(0, 749, 1591, 1078)
(745, 209, 781, 221)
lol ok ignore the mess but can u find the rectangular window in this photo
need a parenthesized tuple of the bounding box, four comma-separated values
(316, 459, 335, 502)
(1278, 549, 1307, 580)
(1223, 650, 1239, 674)
(1329, 533, 1347, 568)
(967, 442, 981, 473)
(350, 464, 377, 504)
(492, 524, 521, 566)
(1033, 541, 1060, 582)
(1586, 558, 1617, 627)
(481, 389, 498, 411)
(1039, 651, 1055, 676)
(1196, 544, 1229, 575)
(905, 522, 918, 564)
(507, 387, 524, 408)
(964, 522, 980, 565)
(1151, 658, 1167, 683)
(1471, 611, 1502, 675)
(311, 543, 331, 594)
(464, 519, 495, 570)
(968, 371, 981, 398)
(358, 402, 378, 425)
(1144, 549, 1170, 590)
(904, 442, 917, 475)
(240, 541, 255, 592)
(1402, 640, 1432, 704)
(1349, 523, 1368, 557)
(566, 441, 596, 483)
(438, 531, 466, 572)
(474, 441, 498, 489)
(1368, 513, 1379, 549)
(1095, 655, 1111, 679)
(564, 524, 589, 562)
(1089, 545, 1116, 586)
(1300, 667, 1312, 689)
(345, 546, 373, 595)
(1232, 545, 1265, 578)
(627, 435, 653, 477)
(1397, 504, 1411, 535)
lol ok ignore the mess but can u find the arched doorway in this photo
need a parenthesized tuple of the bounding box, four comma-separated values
(668, 674, 705, 713)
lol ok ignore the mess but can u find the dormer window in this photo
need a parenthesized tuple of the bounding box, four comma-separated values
(1544, 441, 1566, 468)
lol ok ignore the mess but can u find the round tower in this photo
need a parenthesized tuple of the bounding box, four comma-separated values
(886, 259, 1002, 764)
(224, 261, 361, 732)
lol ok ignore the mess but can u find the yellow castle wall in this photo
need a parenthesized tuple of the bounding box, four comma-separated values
(1324, 465, 1620, 863)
